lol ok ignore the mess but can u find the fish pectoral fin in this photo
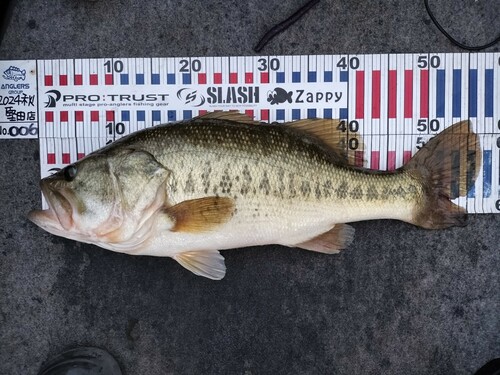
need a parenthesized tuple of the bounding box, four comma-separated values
(174, 250, 226, 280)
(295, 224, 355, 254)
(163, 196, 235, 233)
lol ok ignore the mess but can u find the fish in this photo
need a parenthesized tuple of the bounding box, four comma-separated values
(28, 112, 481, 280)
(267, 88, 293, 105)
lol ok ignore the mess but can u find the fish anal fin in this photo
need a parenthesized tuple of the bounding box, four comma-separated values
(174, 250, 226, 280)
(164, 196, 235, 233)
(195, 111, 262, 125)
(288, 119, 365, 165)
(295, 224, 355, 254)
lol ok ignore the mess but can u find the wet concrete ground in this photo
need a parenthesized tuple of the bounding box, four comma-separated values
(0, 0, 499, 374)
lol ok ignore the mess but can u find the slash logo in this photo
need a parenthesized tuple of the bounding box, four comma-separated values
(177, 88, 206, 107)
(45, 90, 62, 108)
(178, 86, 259, 107)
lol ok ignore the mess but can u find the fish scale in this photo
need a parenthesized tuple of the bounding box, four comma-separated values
(109, 118, 423, 228)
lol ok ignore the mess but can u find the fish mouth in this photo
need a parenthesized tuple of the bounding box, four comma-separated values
(28, 179, 75, 233)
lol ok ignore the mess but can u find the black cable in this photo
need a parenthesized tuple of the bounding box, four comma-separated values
(254, 0, 320, 53)
(0, 0, 14, 46)
(424, 0, 500, 51)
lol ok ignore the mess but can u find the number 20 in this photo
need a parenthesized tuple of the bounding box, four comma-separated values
(179, 59, 201, 72)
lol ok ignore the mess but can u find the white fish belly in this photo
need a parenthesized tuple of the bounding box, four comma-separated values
(138, 199, 337, 257)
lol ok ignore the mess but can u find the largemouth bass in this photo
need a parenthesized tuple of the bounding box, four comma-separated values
(29, 112, 480, 279)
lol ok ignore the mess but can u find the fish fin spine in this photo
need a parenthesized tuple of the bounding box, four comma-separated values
(287, 118, 365, 166)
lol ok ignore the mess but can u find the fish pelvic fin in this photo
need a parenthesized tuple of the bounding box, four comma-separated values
(295, 224, 355, 253)
(174, 250, 226, 280)
(404, 120, 481, 229)
(164, 196, 235, 233)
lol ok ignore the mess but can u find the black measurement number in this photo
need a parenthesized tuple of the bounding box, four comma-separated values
(106, 122, 125, 135)
(416, 136, 427, 150)
(338, 137, 359, 150)
(337, 120, 359, 133)
(417, 119, 440, 132)
(179, 59, 202, 72)
(257, 58, 280, 71)
(336, 56, 360, 70)
(104, 60, 124, 73)
(337, 120, 360, 150)
(0, 123, 37, 137)
(496, 199, 500, 211)
(348, 138, 359, 150)
(417, 55, 441, 69)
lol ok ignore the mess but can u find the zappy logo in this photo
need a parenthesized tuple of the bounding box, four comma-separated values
(267, 86, 343, 105)
(267, 88, 293, 105)
(177, 88, 206, 107)
(45, 90, 62, 108)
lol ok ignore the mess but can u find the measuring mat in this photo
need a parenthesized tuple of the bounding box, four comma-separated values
(0, 53, 499, 213)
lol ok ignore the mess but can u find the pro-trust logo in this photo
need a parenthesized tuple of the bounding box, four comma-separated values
(45, 90, 62, 108)
(44, 90, 170, 108)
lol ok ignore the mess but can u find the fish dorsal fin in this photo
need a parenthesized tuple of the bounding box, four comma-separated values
(195, 113, 364, 165)
(287, 119, 364, 165)
(163, 196, 235, 233)
(174, 250, 226, 280)
(195, 111, 262, 125)
(295, 223, 355, 253)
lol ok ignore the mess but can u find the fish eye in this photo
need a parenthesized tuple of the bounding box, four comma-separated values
(63, 165, 77, 182)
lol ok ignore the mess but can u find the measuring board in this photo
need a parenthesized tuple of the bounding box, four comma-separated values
(1, 53, 499, 213)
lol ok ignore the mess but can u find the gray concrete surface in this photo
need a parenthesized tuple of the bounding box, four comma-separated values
(0, 0, 499, 374)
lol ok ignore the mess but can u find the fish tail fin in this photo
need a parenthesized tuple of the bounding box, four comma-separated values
(286, 91, 293, 103)
(404, 120, 481, 229)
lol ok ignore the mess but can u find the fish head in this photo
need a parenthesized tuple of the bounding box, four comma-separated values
(29, 153, 121, 242)
(29, 149, 170, 246)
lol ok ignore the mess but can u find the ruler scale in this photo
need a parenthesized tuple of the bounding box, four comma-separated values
(0, 53, 499, 213)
